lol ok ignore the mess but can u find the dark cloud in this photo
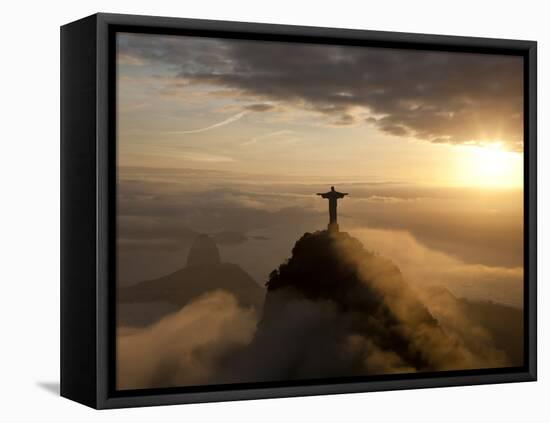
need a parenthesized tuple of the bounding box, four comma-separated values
(332, 113, 357, 126)
(243, 103, 276, 112)
(119, 34, 524, 150)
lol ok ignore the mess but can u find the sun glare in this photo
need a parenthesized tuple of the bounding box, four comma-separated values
(454, 143, 523, 188)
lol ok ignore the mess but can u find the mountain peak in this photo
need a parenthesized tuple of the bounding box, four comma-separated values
(186, 234, 221, 267)
(262, 229, 441, 371)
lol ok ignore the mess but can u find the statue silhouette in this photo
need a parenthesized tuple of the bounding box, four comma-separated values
(317, 186, 348, 232)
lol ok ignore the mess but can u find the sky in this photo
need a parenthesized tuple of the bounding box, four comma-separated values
(116, 32, 524, 306)
(117, 32, 524, 188)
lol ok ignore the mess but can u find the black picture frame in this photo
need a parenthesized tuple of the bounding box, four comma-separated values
(60, 12, 537, 409)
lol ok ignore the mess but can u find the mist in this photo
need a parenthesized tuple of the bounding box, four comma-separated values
(117, 230, 519, 389)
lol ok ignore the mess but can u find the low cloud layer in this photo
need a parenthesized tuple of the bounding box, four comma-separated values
(354, 227, 523, 307)
(117, 291, 258, 389)
(118, 33, 523, 150)
(117, 167, 523, 306)
(117, 231, 518, 390)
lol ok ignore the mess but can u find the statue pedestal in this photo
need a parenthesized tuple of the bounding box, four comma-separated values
(327, 222, 339, 233)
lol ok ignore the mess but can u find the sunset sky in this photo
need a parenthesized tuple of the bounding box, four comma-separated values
(116, 32, 524, 307)
(117, 32, 523, 188)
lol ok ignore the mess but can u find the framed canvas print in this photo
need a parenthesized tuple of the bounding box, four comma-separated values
(60, 13, 537, 409)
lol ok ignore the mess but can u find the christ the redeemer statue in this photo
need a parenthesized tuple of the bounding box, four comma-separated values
(317, 186, 348, 232)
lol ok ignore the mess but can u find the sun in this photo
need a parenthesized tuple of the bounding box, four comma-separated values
(454, 142, 523, 188)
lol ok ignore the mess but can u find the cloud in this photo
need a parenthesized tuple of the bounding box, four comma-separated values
(210, 230, 269, 245)
(115, 169, 523, 291)
(352, 227, 523, 307)
(117, 52, 146, 66)
(115, 171, 324, 283)
(242, 129, 296, 146)
(331, 113, 357, 127)
(118, 33, 524, 151)
(228, 230, 511, 382)
(117, 291, 258, 389)
(155, 103, 275, 136)
(179, 152, 235, 162)
(117, 230, 520, 389)
(418, 287, 523, 365)
(347, 189, 524, 268)
(167, 110, 249, 134)
(244, 103, 276, 112)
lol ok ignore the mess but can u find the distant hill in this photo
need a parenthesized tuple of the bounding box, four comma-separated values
(119, 262, 264, 308)
(461, 299, 523, 365)
(420, 286, 523, 366)
(118, 234, 264, 327)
